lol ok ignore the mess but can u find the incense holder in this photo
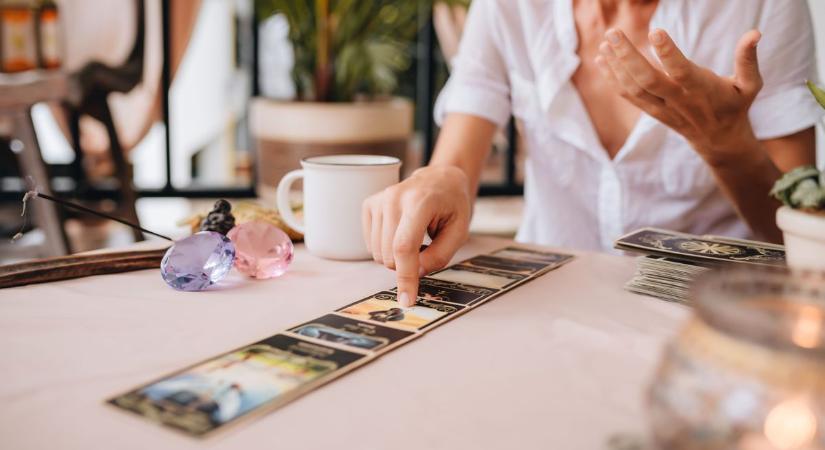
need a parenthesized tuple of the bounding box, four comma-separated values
(160, 231, 235, 291)
(227, 220, 293, 279)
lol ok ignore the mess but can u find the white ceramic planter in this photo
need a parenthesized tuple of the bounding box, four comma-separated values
(776, 206, 825, 271)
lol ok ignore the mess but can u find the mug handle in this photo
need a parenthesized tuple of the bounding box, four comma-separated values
(276, 169, 306, 234)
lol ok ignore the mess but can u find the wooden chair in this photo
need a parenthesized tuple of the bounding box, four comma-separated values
(62, 0, 146, 242)
(0, 71, 73, 258)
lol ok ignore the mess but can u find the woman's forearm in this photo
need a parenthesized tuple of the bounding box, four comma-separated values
(429, 113, 498, 204)
(705, 127, 816, 244)
(706, 140, 784, 243)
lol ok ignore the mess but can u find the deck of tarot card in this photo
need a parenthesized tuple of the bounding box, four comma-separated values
(615, 228, 786, 304)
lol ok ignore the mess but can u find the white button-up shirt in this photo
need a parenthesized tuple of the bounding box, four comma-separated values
(435, 0, 823, 252)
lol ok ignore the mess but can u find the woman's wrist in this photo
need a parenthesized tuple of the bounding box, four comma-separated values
(693, 121, 763, 170)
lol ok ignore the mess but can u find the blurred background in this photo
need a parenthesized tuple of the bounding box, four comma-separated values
(1, 0, 823, 263)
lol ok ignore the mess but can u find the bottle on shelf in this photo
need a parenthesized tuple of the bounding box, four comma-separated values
(37, 0, 61, 69)
(0, 0, 38, 73)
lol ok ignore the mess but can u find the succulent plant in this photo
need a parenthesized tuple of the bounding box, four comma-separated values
(771, 165, 825, 211)
(770, 82, 825, 212)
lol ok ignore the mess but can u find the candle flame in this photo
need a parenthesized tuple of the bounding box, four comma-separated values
(763, 398, 817, 450)
(791, 305, 824, 349)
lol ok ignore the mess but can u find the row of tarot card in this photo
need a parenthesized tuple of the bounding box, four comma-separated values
(108, 246, 574, 437)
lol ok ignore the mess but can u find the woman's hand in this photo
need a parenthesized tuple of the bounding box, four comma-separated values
(362, 165, 473, 307)
(595, 27, 764, 166)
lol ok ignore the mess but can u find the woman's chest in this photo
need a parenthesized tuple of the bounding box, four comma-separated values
(570, 49, 642, 158)
(568, 0, 659, 157)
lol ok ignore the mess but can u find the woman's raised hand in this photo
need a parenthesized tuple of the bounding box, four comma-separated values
(595, 27, 764, 165)
(362, 165, 473, 307)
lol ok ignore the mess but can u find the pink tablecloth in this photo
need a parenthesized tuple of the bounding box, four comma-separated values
(0, 236, 689, 450)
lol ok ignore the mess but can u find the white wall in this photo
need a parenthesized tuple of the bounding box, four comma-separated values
(809, 0, 825, 166)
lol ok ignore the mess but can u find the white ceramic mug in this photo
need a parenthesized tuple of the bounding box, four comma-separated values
(276, 155, 401, 260)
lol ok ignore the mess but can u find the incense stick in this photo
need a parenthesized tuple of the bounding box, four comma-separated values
(14, 190, 174, 242)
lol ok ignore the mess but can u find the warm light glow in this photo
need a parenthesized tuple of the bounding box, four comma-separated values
(791, 305, 824, 349)
(763, 398, 818, 450)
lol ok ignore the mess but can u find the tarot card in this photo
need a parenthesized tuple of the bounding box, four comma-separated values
(392, 278, 497, 306)
(289, 314, 414, 352)
(490, 247, 575, 265)
(459, 254, 552, 275)
(615, 228, 785, 266)
(109, 334, 364, 437)
(427, 265, 527, 290)
(337, 292, 464, 330)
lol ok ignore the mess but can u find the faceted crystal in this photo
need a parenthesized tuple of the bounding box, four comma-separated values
(227, 220, 293, 279)
(160, 231, 236, 291)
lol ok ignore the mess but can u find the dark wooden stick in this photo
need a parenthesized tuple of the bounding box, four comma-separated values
(0, 248, 169, 289)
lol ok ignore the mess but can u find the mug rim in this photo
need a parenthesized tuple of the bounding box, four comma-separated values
(301, 154, 401, 168)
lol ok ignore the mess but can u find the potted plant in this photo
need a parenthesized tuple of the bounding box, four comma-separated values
(252, 0, 467, 200)
(771, 81, 825, 271)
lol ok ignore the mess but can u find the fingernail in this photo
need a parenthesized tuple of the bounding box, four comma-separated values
(399, 292, 411, 307)
(607, 29, 621, 45)
(650, 30, 665, 45)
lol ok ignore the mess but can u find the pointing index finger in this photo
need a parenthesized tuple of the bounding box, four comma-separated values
(393, 211, 430, 307)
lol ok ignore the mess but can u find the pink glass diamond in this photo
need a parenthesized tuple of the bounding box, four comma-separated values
(227, 220, 294, 279)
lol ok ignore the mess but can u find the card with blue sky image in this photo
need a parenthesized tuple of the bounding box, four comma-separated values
(288, 313, 415, 352)
(108, 334, 364, 437)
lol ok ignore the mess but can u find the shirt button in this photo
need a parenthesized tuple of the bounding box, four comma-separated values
(598, 166, 622, 249)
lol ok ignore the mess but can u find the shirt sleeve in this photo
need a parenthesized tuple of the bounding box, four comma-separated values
(433, 0, 512, 127)
(749, 0, 823, 140)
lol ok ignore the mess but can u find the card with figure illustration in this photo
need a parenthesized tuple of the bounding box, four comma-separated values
(108, 334, 364, 437)
(289, 314, 415, 352)
(427, 264, 527, 290)
(392, 278, 497, 306)
(459, 254, 553, 275)
(337, 292, 464, 330)
(614, 228, 785, 266)
(491, 247, 575, 265)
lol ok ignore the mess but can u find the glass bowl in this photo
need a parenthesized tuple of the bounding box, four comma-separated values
(648, 267, 825, 450)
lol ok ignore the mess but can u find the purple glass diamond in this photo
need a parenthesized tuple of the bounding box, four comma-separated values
(160, 231, 236, 291)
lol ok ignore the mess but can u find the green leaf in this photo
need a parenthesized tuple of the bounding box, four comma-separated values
(771, 165, 819, 193)
(808, 80, 825, 110)
(258, 0, 471, 100)
(771, 164, 821, 207)
(771, 164, 825, 209)
(790, 179, 825, 209)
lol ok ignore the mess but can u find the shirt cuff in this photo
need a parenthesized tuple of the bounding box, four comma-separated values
(434, 77, 512, 127)
(750, 85, 825, 140)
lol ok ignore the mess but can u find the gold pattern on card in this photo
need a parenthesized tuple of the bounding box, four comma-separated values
(678, 241, 741, 256)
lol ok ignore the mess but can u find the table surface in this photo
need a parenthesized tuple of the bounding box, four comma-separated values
(0, 236, 689, 450)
